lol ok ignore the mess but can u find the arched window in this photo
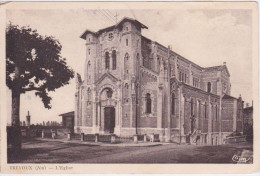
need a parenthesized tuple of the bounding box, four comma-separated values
(136, 53, 140, 61)
(191, 99, 194, 116)
(171, 93, 175, 115)
(125, 53, 129, 60)
(204, 102, 207, 119)
(105, 52, 110, 69)
(125, 83, 129, 89)
(112, 50, 116, 70)
(207, 82, 211, 92)
(145, 93, 152, 114)
(106, 88, 113, 98)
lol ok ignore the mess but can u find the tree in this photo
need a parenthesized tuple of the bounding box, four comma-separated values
(6, 24, 74, 152)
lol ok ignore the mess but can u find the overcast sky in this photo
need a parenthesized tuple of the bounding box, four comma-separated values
(6, 6, 253, 124)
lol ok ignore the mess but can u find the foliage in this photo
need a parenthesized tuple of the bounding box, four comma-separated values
(6, 23, 74, 109)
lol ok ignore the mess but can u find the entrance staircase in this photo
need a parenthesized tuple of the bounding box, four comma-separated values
(190, 130, 201, 145)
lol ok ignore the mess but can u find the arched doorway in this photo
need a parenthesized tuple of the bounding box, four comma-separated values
(99, 86, 117, 134)
(104, 107, 115, 133)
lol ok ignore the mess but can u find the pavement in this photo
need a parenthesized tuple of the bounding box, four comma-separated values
(8, 139, 253, 164)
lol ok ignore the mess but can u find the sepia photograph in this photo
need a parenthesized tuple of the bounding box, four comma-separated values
(0, 1, 259, 174)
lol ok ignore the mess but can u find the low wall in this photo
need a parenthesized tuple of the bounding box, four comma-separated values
(224, 135, 247, 144)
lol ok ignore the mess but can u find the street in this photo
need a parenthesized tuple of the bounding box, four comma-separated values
(8, 140, 253, 163)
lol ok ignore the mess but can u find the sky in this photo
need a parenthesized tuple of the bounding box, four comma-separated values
(6, 6, 253, 124)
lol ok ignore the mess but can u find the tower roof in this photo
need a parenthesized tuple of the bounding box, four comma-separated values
(80, 17, 148, 39)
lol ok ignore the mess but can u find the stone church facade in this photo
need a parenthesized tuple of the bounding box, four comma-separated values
(74, 17, 243, 145)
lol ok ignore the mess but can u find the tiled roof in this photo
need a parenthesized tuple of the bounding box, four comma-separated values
(80, 17, 148, 39)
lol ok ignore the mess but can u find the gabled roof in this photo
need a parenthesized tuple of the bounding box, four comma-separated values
(204, 64, 230, 77)
(80, 29, 97, 39)
(116, 17, 148, 29)
(80, 17, 148, 40)
(59, 111, 74, 117)
(95, 72, 119, 85)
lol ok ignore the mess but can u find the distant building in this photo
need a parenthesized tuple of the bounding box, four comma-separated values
(59, 111, 74, 132)
(243, 104, 253, 135)
(75, 17, 244, 145)
(221, 95, 244, 136)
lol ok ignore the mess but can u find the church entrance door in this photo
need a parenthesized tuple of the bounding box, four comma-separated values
(104, 107, 115, 134)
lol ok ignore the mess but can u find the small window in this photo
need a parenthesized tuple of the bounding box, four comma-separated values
(105, 52, 110, 69)
(125, 53, 129, 60)
(88, 48, 90, 55)
(204, 102, 207, 119)
(171, 93, 175, 115)
(106, 88, 113, 98)
(88, 38, 91, 42)
(207, 82, 211, 92)
(108, 33, 113, 40)
(126, 39, 128, 46)
(145, 93, 152, 114)
(112, 50, 116, 70)
(191, 99, 194, 116)
(125, 83, 129, 89)
(126, 27, 128, 31)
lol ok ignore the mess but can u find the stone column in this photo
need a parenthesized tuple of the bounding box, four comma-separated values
(157, 85, 163, 128)
(101, 106, 105, 133)
(92, 102, 97, 133)
(219, 97, 222, 144)
(179, 87, 185, 143)
(114, 101, 120, 135)
(165, 81, 171, 142)
(81, 99, 87, 127)
(196, 100, 199, 130)
(97, 102, 101, 132)
(92, 88, 97, 133)
(208, 96, 212, 145)
(233, 99, 237, 132)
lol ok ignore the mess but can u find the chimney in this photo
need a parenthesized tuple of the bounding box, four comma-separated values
(246, 103, 249, 108)
(223, 62, 226, 65)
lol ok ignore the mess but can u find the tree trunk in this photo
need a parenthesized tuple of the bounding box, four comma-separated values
(10, 66, 22, 153)
(10, 90, 21, 153)
(11, 90, 20, 126)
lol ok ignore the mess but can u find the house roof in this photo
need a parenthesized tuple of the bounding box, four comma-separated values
(244, 106, 253, 111)
(222, 94, 237, 100)
(80, 17, 148, 39)
(59, 111, 74, 117)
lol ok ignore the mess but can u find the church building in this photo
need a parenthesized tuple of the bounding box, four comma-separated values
(74, 17, 243, 145)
